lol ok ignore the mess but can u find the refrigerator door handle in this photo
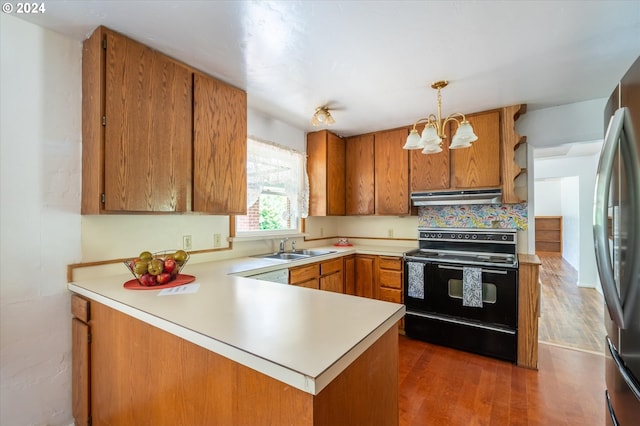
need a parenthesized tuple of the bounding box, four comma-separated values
(594, 108, 626, 328)
(607, 336, 640, 401)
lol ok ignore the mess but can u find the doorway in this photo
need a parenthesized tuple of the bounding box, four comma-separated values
(533, 143, 606, 354)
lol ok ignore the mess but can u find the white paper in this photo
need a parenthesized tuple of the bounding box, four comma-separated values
(158, 282, 200, 296)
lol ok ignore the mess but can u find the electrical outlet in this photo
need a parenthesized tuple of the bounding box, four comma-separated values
(320, 227, 324, 237)
(213, 233, 221, 247)
(387, 229, 394, 238)
(183, 235, 192, 250)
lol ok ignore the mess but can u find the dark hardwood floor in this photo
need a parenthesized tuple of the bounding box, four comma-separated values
(399, 336, 604, 425)
(537, 253, 606, 354)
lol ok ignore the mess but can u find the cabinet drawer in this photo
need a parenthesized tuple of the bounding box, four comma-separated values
(293, 278, 320, 289)
(290, 264, 319, 284)
(320, 258, 342, 275)
(379, 287, 402, 304)
(379, 270, 402, 289)
(71, 294, 90, 323)
(379, 256, 402, 271)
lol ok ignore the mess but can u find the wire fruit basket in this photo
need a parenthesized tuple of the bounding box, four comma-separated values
(124, 250, 190, 286)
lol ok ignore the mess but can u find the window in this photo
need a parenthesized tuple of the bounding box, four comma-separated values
(236, 138, 308, 237)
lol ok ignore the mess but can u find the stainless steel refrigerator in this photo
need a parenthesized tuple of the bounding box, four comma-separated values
(595, 55, 640, 425)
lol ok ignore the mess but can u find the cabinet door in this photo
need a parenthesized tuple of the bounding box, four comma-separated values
(345, 134, 375, 215)
(193, 73, 247, 214)
(104, 32, 192, 212)
(72, 318, 90, 426)
(409, 123, 452, 191)
(355, 255, 376, 298)
(343, 255, 356, 295)
(307, 131, 345, 216)
(320, 270, 344, 293)
(451, 111, 501, 189)
(374, 129, 409, 215)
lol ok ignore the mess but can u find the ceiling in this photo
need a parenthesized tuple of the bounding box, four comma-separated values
(16, 1, 640, 137)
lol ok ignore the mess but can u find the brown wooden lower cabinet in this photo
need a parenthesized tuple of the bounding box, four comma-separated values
(343, 255, 356, 295)
(354, 255, 376, 298)
(74, 298, 399, 425)
(71, 295, 91, 426)
(290, 263, 320, 289)
(517, 254, 542, 369)
(320, 258, 344, 293)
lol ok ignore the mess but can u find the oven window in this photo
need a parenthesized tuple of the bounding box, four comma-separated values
(447, 279, 497, 304)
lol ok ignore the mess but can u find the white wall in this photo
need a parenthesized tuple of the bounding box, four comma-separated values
(534, 180, 563, 215)
(1, 14, 81, 426)
(560, 176, 581, 269)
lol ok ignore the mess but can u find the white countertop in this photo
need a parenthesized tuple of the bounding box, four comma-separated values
(68, 245, 410, 395)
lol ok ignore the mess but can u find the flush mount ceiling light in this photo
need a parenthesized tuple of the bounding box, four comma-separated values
(403, 80, 478, 154)
(311, 106, 335, 126)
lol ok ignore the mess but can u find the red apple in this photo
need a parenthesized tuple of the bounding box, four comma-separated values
(139, 273, 157, 287)
(163, 258, 177, 274)
(157, 272, 172, 285)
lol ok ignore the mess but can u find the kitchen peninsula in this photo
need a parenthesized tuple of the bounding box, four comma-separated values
(69, 253, 405, 425)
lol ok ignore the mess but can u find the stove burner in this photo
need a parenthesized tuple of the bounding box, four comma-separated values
(405, 228, 519, 268)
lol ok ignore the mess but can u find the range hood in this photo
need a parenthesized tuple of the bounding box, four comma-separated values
(411, 188, 502, 206)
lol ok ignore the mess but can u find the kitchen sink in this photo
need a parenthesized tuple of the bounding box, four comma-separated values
(294, 249, 335, 256)
(260, 253, 310, 260)
(252, 249, 336, 261)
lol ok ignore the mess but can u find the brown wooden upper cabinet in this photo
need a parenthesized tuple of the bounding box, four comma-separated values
(410, 122, 452, 191)
(193, 73, 247, 214)
(374, 128, 410, 215)
(410, 110, 501, 192)
(345, 133, 375, 215)
(451, 110, 501, 189)
(81, 26, 247, 214)
(307, 130, 346, 216)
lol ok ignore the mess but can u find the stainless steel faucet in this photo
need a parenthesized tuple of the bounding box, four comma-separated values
(279, 238, 289, 253)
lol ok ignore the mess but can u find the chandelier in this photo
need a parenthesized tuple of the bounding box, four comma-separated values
(311, 106, 335, 126)
(403, 80, 477, 154)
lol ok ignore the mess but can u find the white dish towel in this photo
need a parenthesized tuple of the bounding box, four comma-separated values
(462, 267, 483, 307)
(407, 262, 425, 299)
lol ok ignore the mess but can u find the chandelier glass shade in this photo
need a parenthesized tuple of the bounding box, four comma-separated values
(311, 106, 335, 126)
(403, 80, 478, 154)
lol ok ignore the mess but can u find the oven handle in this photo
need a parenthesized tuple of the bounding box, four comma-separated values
(406, 310, 516, 334)
(437, 265, 508, 275)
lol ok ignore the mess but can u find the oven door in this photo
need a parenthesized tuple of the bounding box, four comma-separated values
(405, 261, 518, 329)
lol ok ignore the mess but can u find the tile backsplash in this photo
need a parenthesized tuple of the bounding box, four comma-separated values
(418, 203, 528, 230)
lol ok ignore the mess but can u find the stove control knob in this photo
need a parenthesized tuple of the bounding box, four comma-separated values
(472, 235, 478, 240)
(450, 234, 456, 239)
(437, 233, 442, 238)
(464, 234, 470, 239)
(458, 234, 463, 239)
(502, 235, 508, 241)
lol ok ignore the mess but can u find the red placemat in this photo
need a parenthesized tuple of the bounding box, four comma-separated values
(123, 274, 196, 290)
(334, 243, 353, 246)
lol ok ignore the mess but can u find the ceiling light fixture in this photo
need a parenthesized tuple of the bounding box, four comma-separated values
(311, 106, 335, 126)
(403, 80, 477, 154)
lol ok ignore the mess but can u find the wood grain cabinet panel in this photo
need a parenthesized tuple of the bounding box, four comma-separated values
(345, 134, 375, 215)
(410, 122, 452, 191)
(374, 128, 410, 215)
(307, 130, 345, 216)
(104, 31, 192, 212)
(82, 26, 247, 215)
(355, 255, 376, 298)
(193, 73, 247, 214)
(71, 295, 90, 426)
(451, 111, 501, 189)
(343, 255, 356, 295)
